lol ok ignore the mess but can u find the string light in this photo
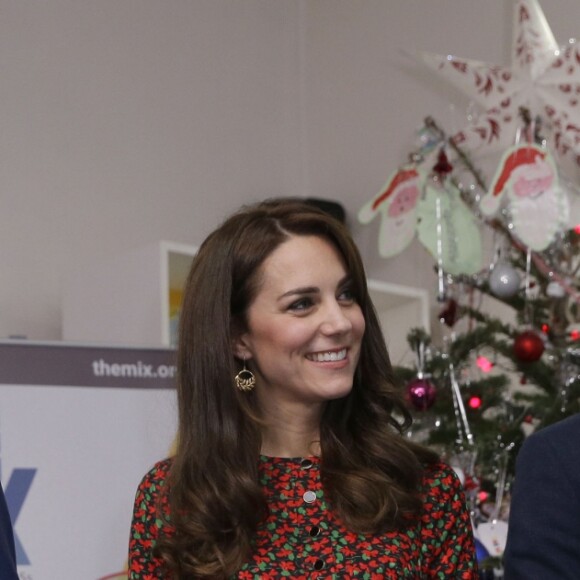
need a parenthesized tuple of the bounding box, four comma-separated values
(476, 356, 493, 373)
(469, 395, 483, 410)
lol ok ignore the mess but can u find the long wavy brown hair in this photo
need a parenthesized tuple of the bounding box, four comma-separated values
(155, 199, 438, 578)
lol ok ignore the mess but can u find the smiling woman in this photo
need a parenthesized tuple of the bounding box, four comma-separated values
(128, 198, 478, 579)
(233, 235, 366, 427)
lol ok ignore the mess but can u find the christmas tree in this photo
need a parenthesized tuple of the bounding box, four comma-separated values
(389, 114, 580, 572)
(358, 0, 580, 569)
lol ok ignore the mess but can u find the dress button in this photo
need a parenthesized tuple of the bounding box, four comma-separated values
(303, 490, 317, 503)
(300, 458, 313, 470)
(313, 559, 324, 570)
(309, 525, 320, 537)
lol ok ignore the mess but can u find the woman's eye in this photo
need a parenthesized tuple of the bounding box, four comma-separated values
(288, 297, 314, 311)
(338, 288, 355, 303)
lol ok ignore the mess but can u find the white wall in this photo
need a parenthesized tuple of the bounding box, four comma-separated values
(0, 0, 305, 340)
(1, 0, 579, 341)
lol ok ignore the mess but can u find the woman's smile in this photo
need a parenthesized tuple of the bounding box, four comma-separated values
(305, 348, 348, 362)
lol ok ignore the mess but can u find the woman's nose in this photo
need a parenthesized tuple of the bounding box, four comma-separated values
(320, 301, 352, 335)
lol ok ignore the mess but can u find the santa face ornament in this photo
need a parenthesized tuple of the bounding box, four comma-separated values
(358, 165, 424, 258)
(480, 143, 570, 251)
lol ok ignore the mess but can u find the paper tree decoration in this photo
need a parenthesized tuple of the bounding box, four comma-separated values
(358, 165, 425, 258)
(481, 143, 569, 250)
(359, 152, 483, 275)
(418, 179, 483, 275)
(418, 0, 580, 168)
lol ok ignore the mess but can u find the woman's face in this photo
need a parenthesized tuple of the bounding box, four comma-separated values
(234, 235, 365, 408)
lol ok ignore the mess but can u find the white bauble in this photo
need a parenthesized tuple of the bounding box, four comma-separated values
(546, 280, 566, 298)
(489, 263, 521, 298)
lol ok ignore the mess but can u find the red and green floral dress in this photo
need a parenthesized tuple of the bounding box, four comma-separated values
(129, 456, 478, 578)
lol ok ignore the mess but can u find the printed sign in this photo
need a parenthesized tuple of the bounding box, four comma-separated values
(0, 341, 178, 580)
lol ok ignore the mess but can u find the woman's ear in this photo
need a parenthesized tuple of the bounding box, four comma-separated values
(232, 335, 252, 361)
(231, 319, 253, 361)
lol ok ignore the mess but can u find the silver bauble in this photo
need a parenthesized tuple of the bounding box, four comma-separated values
(489, 263, 521, 298)
(546, 280, 566, 298)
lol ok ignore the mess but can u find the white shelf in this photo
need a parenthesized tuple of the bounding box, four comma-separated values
(63, 242, 429, 363)
(62, 241, 198, 347)
(160, 241, 199, 347)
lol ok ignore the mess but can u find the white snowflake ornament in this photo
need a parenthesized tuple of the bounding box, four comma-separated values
(418, 0, 580, 169)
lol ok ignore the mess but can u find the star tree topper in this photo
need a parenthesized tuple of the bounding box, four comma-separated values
(419, 0, 580, 168)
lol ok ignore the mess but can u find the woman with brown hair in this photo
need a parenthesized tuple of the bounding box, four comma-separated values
(128, 199, 477, 578)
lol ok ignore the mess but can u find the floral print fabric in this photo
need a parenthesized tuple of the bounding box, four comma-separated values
(129, 456, 477, 578)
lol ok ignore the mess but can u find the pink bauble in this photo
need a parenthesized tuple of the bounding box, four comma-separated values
(406, 377, 437, 411)
(513, 330, 545, 362)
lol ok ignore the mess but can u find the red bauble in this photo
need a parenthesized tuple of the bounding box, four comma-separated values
(438, 298, 458, 327)
(406, 377, 437, 411)
(513, 330, 545, 362)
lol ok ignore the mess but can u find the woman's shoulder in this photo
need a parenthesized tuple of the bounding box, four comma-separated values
(418, 461, 472, 528)
(420, 461, 465, 499)
(136, 457, 173, 495)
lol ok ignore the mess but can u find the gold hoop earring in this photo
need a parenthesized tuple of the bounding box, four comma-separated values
(235, 359, 256, 392)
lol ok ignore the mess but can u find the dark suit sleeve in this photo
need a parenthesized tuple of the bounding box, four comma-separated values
(0, 482, 18, 580)
(504, 423, 580, 579)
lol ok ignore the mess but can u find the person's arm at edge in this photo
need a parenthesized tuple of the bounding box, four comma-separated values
(504, 429, 580, 579)
(0, 482, 18, 580)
